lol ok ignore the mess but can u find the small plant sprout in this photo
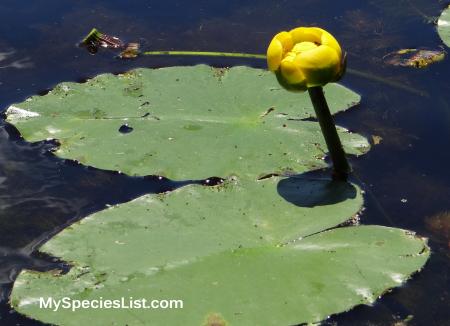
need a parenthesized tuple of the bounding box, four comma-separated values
(267, 27, 351, 180)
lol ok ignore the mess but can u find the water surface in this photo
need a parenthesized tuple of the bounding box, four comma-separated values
(0, 0, 449, 325)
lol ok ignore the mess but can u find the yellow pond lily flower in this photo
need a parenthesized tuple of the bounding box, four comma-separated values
(267, 27, 346, 90)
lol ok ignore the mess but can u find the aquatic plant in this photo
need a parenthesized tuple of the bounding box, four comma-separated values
(6, 65, 429, 326)
(267, 27, 350, 180)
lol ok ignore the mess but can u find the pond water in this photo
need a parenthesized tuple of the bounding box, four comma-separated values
(0, 0, 449, 325)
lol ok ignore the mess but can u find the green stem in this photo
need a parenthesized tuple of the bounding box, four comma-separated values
(142, 51, 266, 59)
(308, 86, 351, 181)
(142, 51, 426, 96)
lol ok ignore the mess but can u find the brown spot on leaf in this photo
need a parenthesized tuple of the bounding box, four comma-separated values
(203, 313, 228, 326)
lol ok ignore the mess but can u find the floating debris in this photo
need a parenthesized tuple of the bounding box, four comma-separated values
(383, 48, 446, 68)
(120, 42, 140, 59)
(80, 28, 140, 59)
(82, 28, 124, 49)
(371, 135, 383, 145)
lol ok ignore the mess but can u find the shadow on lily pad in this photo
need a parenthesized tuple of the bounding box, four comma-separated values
(277, 172, 357, 208)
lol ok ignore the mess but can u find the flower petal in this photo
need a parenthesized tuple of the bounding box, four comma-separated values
(267, 39, 284, 71)
(280, 57, 306, 85)
(268, 26, 344, 88)
(267, 32, 293, 71)
(295, 45, 340, 87)
(292, 41, 318, 54)
(320, 30, 342, 57)
(289, 27, 322, 44)
(274, 31, 294, 52)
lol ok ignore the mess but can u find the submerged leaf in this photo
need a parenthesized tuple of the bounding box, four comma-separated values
(383, 48, 445, 68)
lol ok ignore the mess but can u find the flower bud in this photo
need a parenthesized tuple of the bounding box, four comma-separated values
(267, 27, 346, 91)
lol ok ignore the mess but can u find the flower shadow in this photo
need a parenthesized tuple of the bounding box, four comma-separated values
(276, 171, 357, 208)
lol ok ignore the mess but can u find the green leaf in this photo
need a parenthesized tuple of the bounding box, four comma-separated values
(5, 65, 368, 180)
(18, 178, 365, 270)
(438, 5, 450, 47)
(6, 65, 428, 325)
(11, 178, 429, 326)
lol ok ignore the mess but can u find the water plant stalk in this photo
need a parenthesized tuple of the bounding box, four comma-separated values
(308, 86, 351, 180)
(142, 50, 266, 59)
(141, 51, 426, 96)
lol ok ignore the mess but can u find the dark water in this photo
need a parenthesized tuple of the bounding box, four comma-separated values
(1, 0, 449, 325)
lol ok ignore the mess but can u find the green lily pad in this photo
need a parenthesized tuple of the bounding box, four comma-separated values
(6, 65, 428, 325)
(11, 178, 429, 326)
(438, 5, 450, 47)
(5, 65, 368, 180)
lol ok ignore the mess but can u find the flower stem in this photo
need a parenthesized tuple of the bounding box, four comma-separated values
(308, 86, 351, 180)
(142, 51, 425, 96)
(142, 51, 266, 59)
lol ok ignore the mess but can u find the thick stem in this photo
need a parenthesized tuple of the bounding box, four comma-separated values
(308, 86, 351, 180)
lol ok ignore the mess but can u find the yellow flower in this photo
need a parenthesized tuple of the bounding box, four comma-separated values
(267, 27, 346, 90)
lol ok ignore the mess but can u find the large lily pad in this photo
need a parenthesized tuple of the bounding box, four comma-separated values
(11, 178, 429, 326)
(5, 65, 368, 180)
(6, 65, 429, 325)
(438, 5, 450, 47)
